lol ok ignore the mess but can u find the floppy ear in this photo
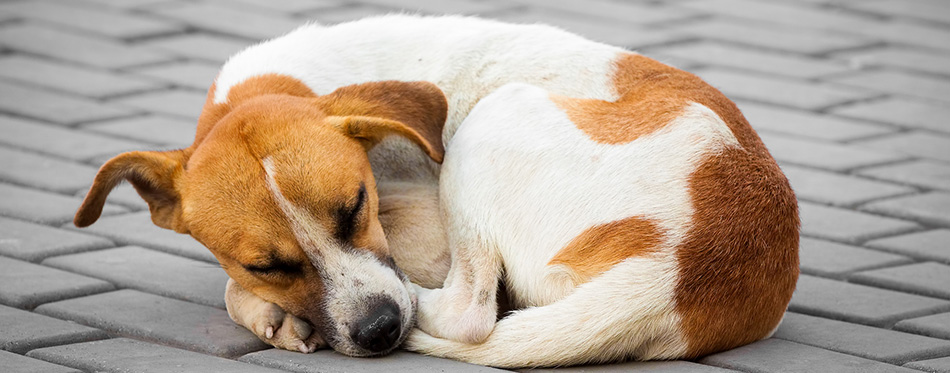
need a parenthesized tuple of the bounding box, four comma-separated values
(75, 150, 189, 233)
(317, 81, 447, 163)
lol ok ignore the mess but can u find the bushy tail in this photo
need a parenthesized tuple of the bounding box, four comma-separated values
(405, 258, 687, 368)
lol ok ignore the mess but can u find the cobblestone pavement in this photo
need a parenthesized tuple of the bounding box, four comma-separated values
(1, 0, 949, 372)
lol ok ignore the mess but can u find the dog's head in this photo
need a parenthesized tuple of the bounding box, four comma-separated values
(74, 77, 447, 356)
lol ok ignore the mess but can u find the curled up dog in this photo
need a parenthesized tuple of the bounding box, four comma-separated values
(74, 15, 799, 368)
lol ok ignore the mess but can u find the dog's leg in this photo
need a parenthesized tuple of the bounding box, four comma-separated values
(225, 279, 325, 353)
(413, 223, 501, 344)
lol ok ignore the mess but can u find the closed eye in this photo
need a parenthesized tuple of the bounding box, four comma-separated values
(244, 256, 304, 277)
(335, 183, 366, 241)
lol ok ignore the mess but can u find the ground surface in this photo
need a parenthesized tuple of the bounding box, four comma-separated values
(1, 0, 949, 372)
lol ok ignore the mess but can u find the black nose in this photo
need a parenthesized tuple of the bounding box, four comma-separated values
(352, 302, 401, 353)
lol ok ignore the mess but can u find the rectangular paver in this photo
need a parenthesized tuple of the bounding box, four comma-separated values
(34, 290, 268, 357)
(0, 147, 98, 194)
(0, 183, 127, 225)
(525, 360, 739, 372)
(852, 262, 950, 300)
(0, 56, 165, 98)
(0, 24, 173, 68)
(862, 192, 950, 227)
(0, 350, 81, 373)
(111, 89, 208, 120)
(696, 68, 878, 110)
(896, 312, 950, 340)
(832, 97, 950, 135)
(737, 101, 896, 142)
(68, 211, 216, 263)
(0, 256, 114, 310)
(679, 0, 880, 34)
(829, 70, 950, 103)
(0, 217, 113, 262)
(789, 275, 950, 327)
(855, 131, 950, 164)
(761, 134, 908, 171)
(866, 230, 950, 264)
(43, 246, 229, 308)
(358, 0, 516, 16)
(905, 356, 950, 373)
(496, 9, 687, 49)
(0, 1, 185, 39)
(835, 47, 950, 78)
(0, 305, 108, 354)
(83, 115, 196, 147)
(130, 61, 220, 91)
(799, 237, 911, 278)
(700, 338, 918, 373)
(782, 164, 914, 207)
(147, 2, 300, 40)
(28, 338, 283, 373)
(0, 115, 150, 161)
(0, 81, 138, 125)
(141, 33, 250, 63)
(857, 160, 950, 192)
(649, 42, 851, 78)
(799, 201, 921, 244)
(241, 349, 507, 373)
(773, 312, 950, 364)
(669, 19, 875, 55)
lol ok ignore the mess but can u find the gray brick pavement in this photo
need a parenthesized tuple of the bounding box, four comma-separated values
(0, 350, 82, 373)
(241, 349, 507, 372)
(0, 256, 114, 309)
(2, 0, 950, 371)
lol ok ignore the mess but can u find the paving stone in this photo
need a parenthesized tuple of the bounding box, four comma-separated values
(0, 147, 98, 194)
(84, 115, 196, 148)
(44, 246, 228, 308)
(0, 81, 138, 125)
(829, 71, 950, 103)
(0, 1, 185, 39)
(867, 230, 950, 264)
(736, 101, 896, 141)
(0, 24, 173, 68)
(760, 133, 908, 171)
(782, 164, 914, 207)
(700, 338, 917, 373)
(111, 89, 207, 120)
(855, 131, 950, 164)
(358, 0, 515, 15)
(0, 350, 82, 373)
(495, 9, 688, 49)
(789, 275, 950, 327)
(80, 0, 185, 9)
(35, 290, 268, 357)
(858, 160, 950, 191)
(905, 356, 950, 373)
(0, 182, 127, 225)
(863, 192, 950, 227)
(0, 305, 108, 354)
(680, 0, 881, 35)
(852, 262, 950, 300)
(299, 4, 398, 24)
(841, 0, 950, 27)
(131, 61, 220, 91)
(896, 312, 950, 340)
(209, 0, 342, 14)
(0, 217, 113, 262)
(142, 33, 249, 63)
(0, 56, 164, 98)
(148, 2, 301, 40)
(798, 237, 912, 278)
(242, 349, 506, 372)
(509, 0, 698, 24)
(28, 338, 283, 373)
(69, 211, 217, 263)
(0, 115, 150, 161)
(855, 21, 950, 52)
(799, 202, 921, 243)
(832, 97, 950, 135)
(0, 256, 114, 309)
(696, 68, 878, 110)
(836, 47, 950, 78)
(773, 312, 950, 364)
(649, 42, 852, 78)
(523, 360, 738, 372)
(670, 19, 874, 55)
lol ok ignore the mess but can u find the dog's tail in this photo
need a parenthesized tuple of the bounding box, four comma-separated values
(404, 258, 687, 368)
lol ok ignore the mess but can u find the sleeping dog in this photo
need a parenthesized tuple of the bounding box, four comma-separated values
(75, 15, 799, 368)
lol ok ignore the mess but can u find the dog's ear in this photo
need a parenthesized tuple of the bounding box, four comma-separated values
(316, 81, 447, 163)
(75, 150, 189, 233)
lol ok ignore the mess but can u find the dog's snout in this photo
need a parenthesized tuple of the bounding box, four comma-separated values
(352, 302, 401, 353)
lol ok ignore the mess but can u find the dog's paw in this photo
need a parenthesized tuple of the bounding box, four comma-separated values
(246, 302, 324, 353)
(414, 285, 496, 344)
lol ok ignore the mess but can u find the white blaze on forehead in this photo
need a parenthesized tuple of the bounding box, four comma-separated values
(261, 157, 415, 353)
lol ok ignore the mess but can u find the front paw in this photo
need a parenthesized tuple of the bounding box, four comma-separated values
(414, 285, 496, 344)
(243, 302, 324, 353)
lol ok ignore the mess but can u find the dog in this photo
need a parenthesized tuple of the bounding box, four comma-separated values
(74, 15, 799, 368)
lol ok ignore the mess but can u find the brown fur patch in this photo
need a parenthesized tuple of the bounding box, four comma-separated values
(548, 216, 662, 284)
